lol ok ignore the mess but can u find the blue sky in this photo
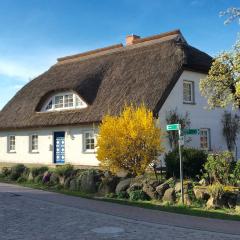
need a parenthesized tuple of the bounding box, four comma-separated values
(0, 0, 239, 109)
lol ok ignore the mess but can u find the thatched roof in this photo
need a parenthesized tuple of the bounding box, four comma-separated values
(0, 30, 212, 130)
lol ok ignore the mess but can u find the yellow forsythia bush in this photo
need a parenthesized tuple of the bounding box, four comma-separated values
(97, 104, 164, 176)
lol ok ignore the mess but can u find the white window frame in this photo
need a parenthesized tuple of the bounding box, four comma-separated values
(42, 91, 87, 112)
(83, 131, 96, 153)
(30, 134, 39, 153)
(8, 135, 16, 153)
(183, 80, 194, 104)
(200, 128, 211, 151)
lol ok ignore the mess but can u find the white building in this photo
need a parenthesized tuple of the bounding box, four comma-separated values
(0, 30, 239, 167)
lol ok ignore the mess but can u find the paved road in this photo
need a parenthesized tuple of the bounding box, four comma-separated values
(0, 182, 240, 240)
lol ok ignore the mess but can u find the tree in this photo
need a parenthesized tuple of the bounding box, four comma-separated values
(165, 108, 191, 149)
(200, 39, 240, 109)
(220, 7, 240, 25)
(97, 104, 163, 176)
(222, 111, 240, 152)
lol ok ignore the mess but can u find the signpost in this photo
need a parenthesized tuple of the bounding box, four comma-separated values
(166, 123, 184, 204)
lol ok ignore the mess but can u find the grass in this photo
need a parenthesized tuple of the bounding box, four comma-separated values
(1, 177, 240, 221)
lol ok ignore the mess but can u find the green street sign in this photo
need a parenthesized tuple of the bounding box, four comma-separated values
(183, 129, 200, 135)
(166, 124, 180, 131)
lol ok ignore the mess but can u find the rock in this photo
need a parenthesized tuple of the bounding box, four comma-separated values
(79, 171, 97, 193)
(193, 187, 210, 201)
(127, 183, 143, 194)
(98, 176, 119, 195)
(184, 193, 192, 206)
(59, 176, 65, 186)
(28, 171, 34, 181)
(63, 177, 72, 189)
(199, 179, 207, 186)
(235, 194, 240, 212)
(49, 173, 59, 185)
(116, 169, 129, 178)
(206, 196, 222, 209)
(115, 178, 132, 194)
(42, 171, 51, 184)
(69, 179, 77, 191)
(175, 182, 182, 193)
(162, 188, 176, 203)
(143, 183, 158, 200)
(156, 182, 170, 199)
(222, 192, 237, 208)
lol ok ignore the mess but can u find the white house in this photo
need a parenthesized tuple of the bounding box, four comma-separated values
(0, 29, 239, 167)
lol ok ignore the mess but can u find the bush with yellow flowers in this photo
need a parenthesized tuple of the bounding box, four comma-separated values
(97, 104, 164, 176)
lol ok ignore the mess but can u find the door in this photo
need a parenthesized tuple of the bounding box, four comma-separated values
(54, 132, 65, 164)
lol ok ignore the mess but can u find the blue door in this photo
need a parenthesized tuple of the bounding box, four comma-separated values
(54, 132, 65, 164)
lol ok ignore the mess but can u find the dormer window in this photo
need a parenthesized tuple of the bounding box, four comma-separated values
(41, 92, 87, 112)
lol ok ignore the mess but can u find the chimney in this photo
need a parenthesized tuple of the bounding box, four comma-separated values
(126, 34, 140, 46)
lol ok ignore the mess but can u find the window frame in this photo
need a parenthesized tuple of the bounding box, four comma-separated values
(200, 128, 211, 151)
(42, 92, 87, 112)
(30, 134, 39, 153)
(8, 135, 16, 153)
(83, 131, 96, 153)
(183, 80, 195, 104)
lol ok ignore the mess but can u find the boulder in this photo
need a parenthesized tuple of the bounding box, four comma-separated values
(115, 178, 132, 194)
(28, 171, 34, 181)
(235, 194, 240, 212)
(156, 182, 170, 199)
(222, 192, 237, 208)
(206, 196, 222, 209)
(127, 183, 143, 194)
(143, 183, 158, 200)
(79, 171, 97, 193)
(63, 177, 72, 189)
(184, 193, 192, 206)
(42, 171, 51, 184)
(193, 187, 210, 201)
(162, 188, 176, 203)
(98, 176, 119, 195)
(69, 179, 78, 191)
(49, 173, 59, 185)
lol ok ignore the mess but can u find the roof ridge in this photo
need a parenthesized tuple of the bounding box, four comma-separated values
(57, 44, 123, 62)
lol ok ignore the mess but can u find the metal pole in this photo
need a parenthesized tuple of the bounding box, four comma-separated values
(178, 125, 184, 205)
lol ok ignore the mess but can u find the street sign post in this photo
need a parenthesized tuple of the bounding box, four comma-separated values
(166, 123, 184, 204)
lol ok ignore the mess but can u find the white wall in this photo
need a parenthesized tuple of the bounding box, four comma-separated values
(1, 70, 239, 166)
(159, 70, 240, 159)
(0, 126, 99, 166)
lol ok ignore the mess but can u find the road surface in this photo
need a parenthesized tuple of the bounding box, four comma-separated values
(0, 182, 240, 240)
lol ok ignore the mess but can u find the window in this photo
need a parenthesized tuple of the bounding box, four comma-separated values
(200, 129, 210, 150)
(30, 134, 38, 152)
(8, 136, 15, 152)
(42, 92, 87, 112)
(84, 131, 95, 152)
(64, 94, 74, 108)
(55, 95, 64, 109)
(183, 81, 194, 103)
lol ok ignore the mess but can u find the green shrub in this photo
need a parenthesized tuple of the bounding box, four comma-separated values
(54, 164, 74, 178)
(31, 166, 49, 178)
(34, 175, 43, 183)
(17, 176, 27, 183)
(9, 164, 27, 181)
(116, 191, 129, 199)
(204, 151, 233, 185)
(129, 190, 149, 201)
(165, 148, 207, 178)
(1, 167, 11, 177)
(233, 161, 240, 181)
